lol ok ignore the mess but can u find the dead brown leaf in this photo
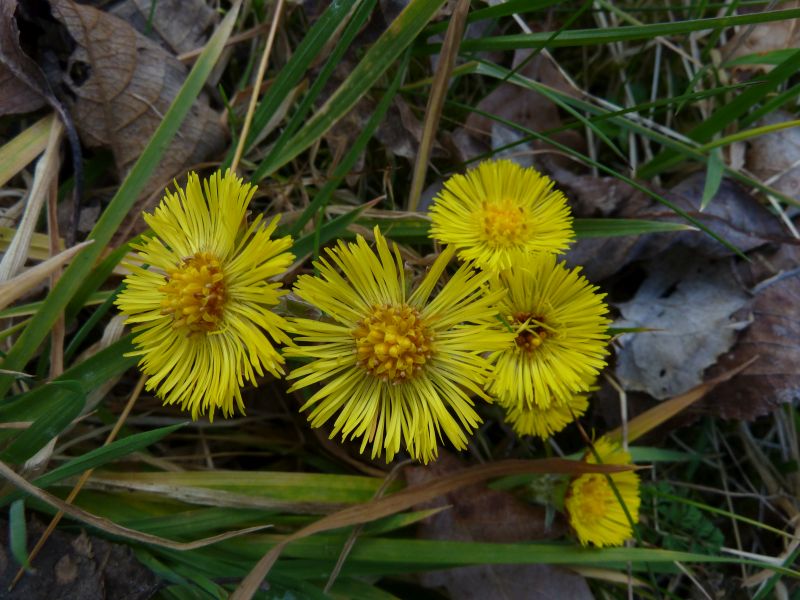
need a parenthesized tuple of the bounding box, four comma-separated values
(564, 171, 794, 281)
(110, 0, 217, 55)
(408, 452, 592, 600)
(0, 518, 160, 600)
(722, 1, 800, 72)
(703, 244, 800, 420)
(46, 1, 226, 176)
(6, 0, 227, 241)
(449, 50, 584, 170)
(0, 0, 49, 115)
(614, 249, 750, 400)
(747, 110, 800, 202)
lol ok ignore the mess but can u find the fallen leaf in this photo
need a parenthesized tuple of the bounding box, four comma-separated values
(722, 1, 800, 72)
(407, 452, 593, 600)
(375, 96, 443, 162)
(614, 249, 750, 400)
(564, 171, 794, 281)
(110, 0, 217, 55)
(450, 50, 583, 170)
(747, 110, 800, 202)
(44, 0, 226, 177)
(0, 0, 48, 115)
(702, 244, 800, 419)
(0, 517, 160, 600)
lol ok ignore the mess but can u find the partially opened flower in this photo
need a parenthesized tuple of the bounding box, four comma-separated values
(488, 256, 610, 409)
(116, 170, 294, 420)
(564, 438, 641, 547)
(286, 228, 514, 463)
(500, 387, 590, 439)
(428, 159, 574, 271)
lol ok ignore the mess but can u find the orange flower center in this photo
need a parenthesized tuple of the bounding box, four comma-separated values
(160, 252, 227, 333)
(481, 201, 527, 246)
(512, 312, 548, 353)
(353, 304, 433, 383)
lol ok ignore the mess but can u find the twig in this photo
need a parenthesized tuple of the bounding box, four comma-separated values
(230, 0, 286, 173)
(407, 0, 470, 212)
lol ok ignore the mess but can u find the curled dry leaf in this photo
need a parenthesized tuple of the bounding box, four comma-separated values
(407, 452, 592, 600)
(703, 244, 800, 420)
(614, 250, 749, 400)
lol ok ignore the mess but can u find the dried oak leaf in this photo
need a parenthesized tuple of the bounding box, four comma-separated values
(406, 452, 592, 600)
(109, 0, 217, 55)
(614, 249, 750, 400)
(0, 518, 160, 600)
(47, 0, 225, 179)
(702, 244, 800, 419)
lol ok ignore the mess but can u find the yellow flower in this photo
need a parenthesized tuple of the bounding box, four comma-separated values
(116, 170, 294, 420)
(488, 256, 610, 409)
(500, 388, 589, 439)
(564, 438, 641, 547)
(285, 228, 514, 463)
(428, 159, 574, 271)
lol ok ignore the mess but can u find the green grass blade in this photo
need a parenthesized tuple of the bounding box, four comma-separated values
(262, 0, 376, 170)
(451, 9, 800, 51)
(0, 2, 242, 399)
(252, 0, 447, 180)
(9, 499, 30, 569)
(638, 47, 800, 178)
(287, 54, 408, 237)
(0, 424, 184, 508)
(223, 0, 361, 165)
(0, 381, 84, 463)
(0, 336, 136, 427)
(291, 204, 377, 260)
(700, 149, 724, 210)
(573, 218, 696, 237)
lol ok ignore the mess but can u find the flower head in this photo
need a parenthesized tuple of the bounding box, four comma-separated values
(428, 160, 574, 271)
(500, 388, 589, 439)
(286, 228, 514, 463)
(488, 256, 610, 409)
(564, 438, 641, 547)
(116, 170, 294, 420)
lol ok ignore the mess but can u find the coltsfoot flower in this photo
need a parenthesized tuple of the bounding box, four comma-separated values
(488, 256, 611, 409)
(428, 159, 574, 271)
(116, 170, 294, 420)
(564, 438, 641, 547)
(500, 387, 590, 439)
(285, 227, 514, 463)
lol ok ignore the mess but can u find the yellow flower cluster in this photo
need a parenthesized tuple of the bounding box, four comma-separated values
(116, 163, 638, 546)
